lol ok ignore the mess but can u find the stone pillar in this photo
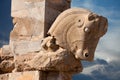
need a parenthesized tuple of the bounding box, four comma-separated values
(10, 0, 71, 55)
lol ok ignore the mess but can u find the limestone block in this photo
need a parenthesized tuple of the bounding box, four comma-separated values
(10, 17, 44, 40)
(11, 0, 71, 39)
(9, 71, 40, 80)
(10, 40, 42, 55)
(0, 71, 72, 80)
(10, 0, 45, 55)
(11, 0, 45, 38)
(10, 0, 71, 55)
(11, 0, 45, 18)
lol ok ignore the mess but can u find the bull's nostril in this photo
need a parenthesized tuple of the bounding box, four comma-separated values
(85, 53, 89, 58)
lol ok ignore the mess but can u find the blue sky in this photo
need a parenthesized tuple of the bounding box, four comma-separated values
(0, 0, 120, 80)
(0, 0, 13, 46)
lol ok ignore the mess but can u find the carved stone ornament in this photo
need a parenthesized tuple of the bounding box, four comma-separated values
(48, 8, 108, 61)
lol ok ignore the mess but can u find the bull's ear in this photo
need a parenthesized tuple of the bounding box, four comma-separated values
(88, 13, 98, 21)
(98, 16, 108, 37)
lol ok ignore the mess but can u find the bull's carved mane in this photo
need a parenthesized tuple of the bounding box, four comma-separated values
(0, 8, 108, 77)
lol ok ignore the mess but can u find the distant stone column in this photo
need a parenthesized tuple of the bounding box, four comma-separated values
(10, 0, 71, 55)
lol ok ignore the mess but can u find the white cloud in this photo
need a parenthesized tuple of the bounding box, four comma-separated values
(82, 64, 103, 75)
(96, 26, 120, 62)
(76, 58, 120, 80)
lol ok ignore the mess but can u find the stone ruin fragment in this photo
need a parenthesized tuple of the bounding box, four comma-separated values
(0, 0, 108, 80)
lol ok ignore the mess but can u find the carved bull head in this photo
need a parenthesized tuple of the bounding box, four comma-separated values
(48, 8, 108, 61)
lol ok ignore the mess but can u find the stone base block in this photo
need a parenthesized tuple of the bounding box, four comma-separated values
(9, 71, 40, 80)
(0, 71, 72, 80)
(0, 71, 40, 80)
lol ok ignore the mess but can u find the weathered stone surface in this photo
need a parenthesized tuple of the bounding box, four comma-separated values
(0, 0, 108, 80)
(10, 40, 42, 55)
(11, 0, 71, 38)
(10, 17, 44, 40)
(11, 0, 71, 39)
(28, 47, 82, 72)
(0, 71, 42, 80)
(10, 0, 45, 55)
(0, 71, 72, 80)
(0, 50, 14, 73)
(0, 60, 14, 73)
(9, 71, 40, 80)
(13, 53, 36, 72)
(11, 0, 71, 37)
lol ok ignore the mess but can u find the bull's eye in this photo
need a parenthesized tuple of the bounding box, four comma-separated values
(84, 27, 90, 33)
(84, 53, 89, 58)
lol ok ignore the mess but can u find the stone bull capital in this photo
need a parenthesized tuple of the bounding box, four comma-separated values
(0, 8, 108, 80)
